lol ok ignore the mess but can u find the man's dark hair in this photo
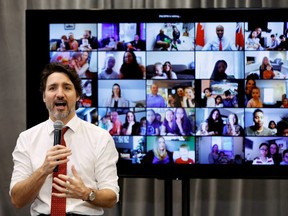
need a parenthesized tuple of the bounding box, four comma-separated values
(253, 108, 263, 118)
(40, 62, 83, 97)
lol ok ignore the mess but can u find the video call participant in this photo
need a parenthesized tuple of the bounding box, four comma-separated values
(119, 50, 145, 79)
(201, 87, 215, 107)
(146, 83, 166, 108)
(244, 78, 256, 107)
(276, 115, 288, 136)
(210, 60, 229, 80)
(259, 56, 273, 79)
(109, 110, 122, 135)
(121, 111, 141, 135)
(252, 143, 274, 165)
(208, 144, 219, 164)
(104, 83, 128, 108)
(202, 25, 237, 51)
(175, 144, 195, 164)
(142, 136, 174, 164)
(78, 80, 93, 108)
(129, 34, 146, 51)
(173, 108, 193, 136)
(245, 108, 273, 136)
(174, 87, 185, 107)
(98, 56, 119, 79)
(222, 113, 244, 136)
(154, 29, 172, 51)
(9, 63, 119, 215)
(68, 32, 79, 51)
(246, 86, 263, 108)
(268, 142, 282, 165)
(266, 34, 279, 50)
(85, 30, 99, 49)
(280, 149, 288, 165)
(205, 108, 224, 136)
(278, 34, 288, 50)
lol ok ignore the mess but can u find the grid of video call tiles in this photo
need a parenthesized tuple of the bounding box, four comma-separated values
(49, 22, 288, 165)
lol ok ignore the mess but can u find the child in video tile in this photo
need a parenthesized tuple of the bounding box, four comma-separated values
(175, 144, 195, 164)
(262, 65, 275, 79)
(252, 143, 274, 165)
(246, 87, 263, 108)
(142, 136, 173, 164)
(280, 149, 288, 165)
(201, 88, 215, 107)
(146, 109, 161, 135)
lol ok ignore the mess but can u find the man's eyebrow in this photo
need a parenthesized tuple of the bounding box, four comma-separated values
(47, 82, 73, 87)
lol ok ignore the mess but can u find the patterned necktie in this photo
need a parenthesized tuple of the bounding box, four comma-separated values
(219, 39, 222, 51)
(51, 127, 69, 216)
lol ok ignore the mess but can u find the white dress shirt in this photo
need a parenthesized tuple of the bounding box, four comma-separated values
(10, 115, 119, 216)
(202, 36, 237, 51)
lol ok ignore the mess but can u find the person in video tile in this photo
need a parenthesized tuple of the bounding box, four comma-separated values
(245, 109, 272, 136)
(175, 144, 195, 164)
(276, 115, 288, 136)
(173, 108, 193, 136)
(128, 34, 146, 51)
(210, 60, 229, 80)
(142, 136, 174, 164)
(78, 80, 93, 108)
(246, 87, 263, 108)
(244, 78, 257, 107)
(205, 108, 224, 136)
(222, 113, 244, 136)
(109, 111, 122, 135)
(208, 144, 220, 164)
(146, 83, 166, 108)
(202, 25, 237, 51)
(162, 61, 177, 79)
(121, 111, 141, 135)
(119, 51, 145, 79)
(154, 29, 172, 51)
(68, 32, 79, 51)
(104, 83, 128, 108)
(160, 109, 176, 136)
(280, 149, 288, 165)
(268, 142, 282, 165)
(146, 109, 161, 135)
(252, 143, 274, 165)
(98, 56, 119, 79)
(181, 87, 195, 108)
(268, 120, 277, 135)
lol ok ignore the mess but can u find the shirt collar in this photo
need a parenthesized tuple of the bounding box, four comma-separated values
(47, 115, 79, 135)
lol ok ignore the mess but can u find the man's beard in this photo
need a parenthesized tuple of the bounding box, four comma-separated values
(46, 103, 75, 120)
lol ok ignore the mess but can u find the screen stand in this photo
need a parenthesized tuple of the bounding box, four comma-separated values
(164, 179, 173, 216)
(164, 178, 190, 216)
(182, 178, 190, 216)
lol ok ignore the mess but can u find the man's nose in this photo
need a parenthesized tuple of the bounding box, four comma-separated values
(56, 88, 65, 97)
